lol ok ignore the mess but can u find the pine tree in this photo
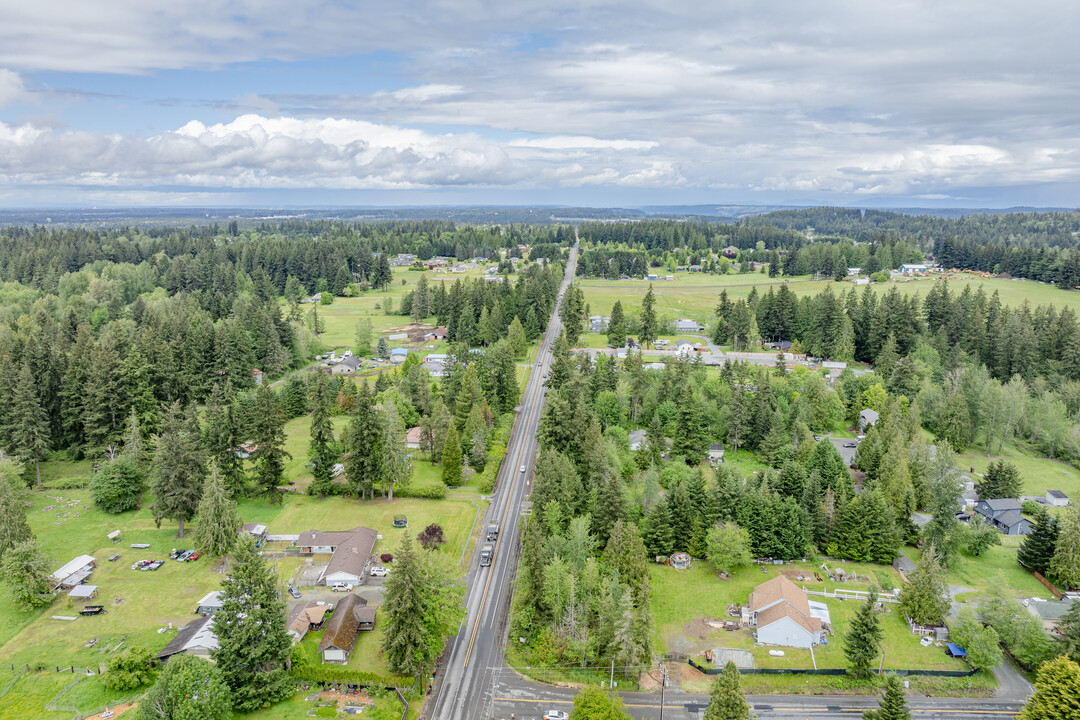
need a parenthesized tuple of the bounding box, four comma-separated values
(441, 422, 463, 487)
(151, 402, 206, 538)
(307, 379, 337, 498)
(900, 548, 950, 626)
(192, 462, 241, 558)
(202, 386, 245, 497)
(0, 537, 51, 607)
(0, 459, 33, 558)
(377, 336, 390, 358)
(673, 390, 709, 462)
(1019, 655, 1080, 720)
(980, 460, 1022, 499)
(382, 534, 428, 679)
(611, 592, 645, 674)
(845, 590, 884, 679)
(608, 300, 626, 348)
(863, 675, 912, 720)
(604, 520, 649, 603)
(570, 686, 633, 719)
(703, 661, 752, 720)
(1018, 510, 1059, 574)
(507, 315, 528, 358)
(642, 501, 675, 557)
(592, 472, 626, 548)
(639, 285, 658, 348)
(345, 383, 384, 499)
(1050, 503, 1080, 589)
(213, 537, 293, 711)
(124, 346, 160, 437)
(381, 399, 412, 500)
(354, 318, 373, 356)
(10, 363, 49, 486)
(251, 385, 290, 503)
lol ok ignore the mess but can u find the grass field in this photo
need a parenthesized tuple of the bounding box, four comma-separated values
(0, 454, 485, 720)
(576, 271, 1080, 326)
(958, 452, 1080, 502)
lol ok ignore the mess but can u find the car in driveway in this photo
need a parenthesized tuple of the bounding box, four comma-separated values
(543, 712, 569, 720)
(369, 566, 390, 577)
(330, 582, 353, 592)
(288, 586, 302, 598)
(843, 442, 857, 448)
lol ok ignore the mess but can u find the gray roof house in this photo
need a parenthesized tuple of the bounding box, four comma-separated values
(195, 590, 225, 615)
(976, 498, 1023, 519)
(331, 355, 361, 375)
(157, 615, 218, 662)
(672, 318, 704, 332)
(859, 409, 879, 430)
(990, 510, 1032, 536)
(709, 443, 725, 461)
(629, 429, 647, 451)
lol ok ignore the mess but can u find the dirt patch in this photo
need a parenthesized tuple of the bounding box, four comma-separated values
(110, 596, 124, 607)
(781, 569, 821, 583)
(676, 662, 706, 684)
(319, 688, 375, 710)
(638, 667, 662, 692)
(83, 702, 137, 720)
(181, 586, 198, 595)
(683, 617, 720, 640)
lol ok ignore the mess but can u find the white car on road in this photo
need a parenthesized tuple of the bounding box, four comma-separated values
(520, 465, 526, 474)
(543, 712, 569, 720)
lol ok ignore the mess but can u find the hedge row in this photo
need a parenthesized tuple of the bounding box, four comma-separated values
(291, 663, 410, 688)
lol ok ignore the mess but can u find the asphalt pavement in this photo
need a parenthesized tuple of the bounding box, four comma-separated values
(427, 241, 580, 720)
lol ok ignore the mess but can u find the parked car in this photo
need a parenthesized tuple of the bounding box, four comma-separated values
(543, 712, 569, 720)
(393, 514, 408, 528)
(288, 586, 302, 598)
(330, 583, 353, 592)
(147, 560, 164, 571)
(843, 442, 857, 448)
(169, 548, 187, 559)
(369, 566, 389, 577)
(188, 552, 201, 561)
(177, 550, 195, 562)
(131, 559, 153, 570)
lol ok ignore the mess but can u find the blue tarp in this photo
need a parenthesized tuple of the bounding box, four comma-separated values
(946, 643, 967, 657)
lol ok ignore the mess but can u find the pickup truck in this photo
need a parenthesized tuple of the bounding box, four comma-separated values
(479, 544, 493, 567)
(486, 523, 500, 541)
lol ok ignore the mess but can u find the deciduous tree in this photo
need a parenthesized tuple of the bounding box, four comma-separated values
(141, 654, 231, 720)
(0, 538, 51, 607)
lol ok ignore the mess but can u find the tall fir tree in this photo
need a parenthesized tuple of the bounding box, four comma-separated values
(441, 422, 463, 487)
(0, 458, 33, 558)
(381, 533, 428, 679)
(202, 385, 246, 497)
(703, 661, 752, 720)
(9, 363, 49, 486)
(863, 675, 912, 720)
(899, 548, 950, 625)
(251, 385, 290, 504)
(608, 300, 626, 347)
(151, 402, 206, 538)
(212, 537, 293, 711)
(1050, 503, 1080, 589)
(1018, 510, 1059, 574)
(345, 382, 383, 499)
(307, 377, 337, 498)
(639, 285, 658, 348)
(845, 590, 884, 679)
(192, 462, 241, 558)
(1018, 655, 1080, 720)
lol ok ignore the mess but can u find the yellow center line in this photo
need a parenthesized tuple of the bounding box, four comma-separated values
(462, 332, 549, 668)
(492, 697, 1018, 715)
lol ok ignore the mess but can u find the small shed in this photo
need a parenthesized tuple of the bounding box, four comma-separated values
(1046, 490, 1070, 507)
(709, 443, 725, 461)
(68, 585, 98, 600)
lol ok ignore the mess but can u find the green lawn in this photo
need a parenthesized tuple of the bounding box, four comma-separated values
(577, 271, 1080, 327)
(958, 452, 1080, 501)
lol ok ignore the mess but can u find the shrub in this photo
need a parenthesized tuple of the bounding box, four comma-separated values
(89, 456, 144, 513)
(395, 482, 447, 499)
(870, 271, 889, 283)
(417, 523, 446, 549)
(380, 553, 393, 563)
(103, 646, 156, 691)
(1022, 500, 1042, 516)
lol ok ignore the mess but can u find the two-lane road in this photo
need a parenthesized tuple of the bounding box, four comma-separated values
(429, 241, 580, 719)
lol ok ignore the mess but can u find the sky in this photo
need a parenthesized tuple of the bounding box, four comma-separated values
(0, 1, 1077, 209)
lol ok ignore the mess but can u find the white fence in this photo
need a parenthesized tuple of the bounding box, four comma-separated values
(803, 586, 900, 604)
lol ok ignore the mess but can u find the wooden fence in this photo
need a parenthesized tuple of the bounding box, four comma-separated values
(1032, 571, 1064, 600)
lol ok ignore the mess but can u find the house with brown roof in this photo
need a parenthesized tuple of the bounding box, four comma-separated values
(286, 602, 330, 643)
(748, 575, 827, 649)
(405, 426, 423, 449)
(304, 527, 378, 587)
(318, 594, 370, 663)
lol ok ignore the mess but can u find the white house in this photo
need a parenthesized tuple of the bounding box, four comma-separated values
(847, 268, 862, 276)
(629, 429, 647, 451)
(389, 348, 408, 365)
(1046, 490, 1070, 507)
(675, 340, 695, 358)
(310, 527, 379, 587)
(748, 576, 824, 649)
(331, 355, 360, 375)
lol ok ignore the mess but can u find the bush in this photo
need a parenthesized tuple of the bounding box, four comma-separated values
(394, 482, 447, 499)
(103, 646, 156, 690)
(870, 271, 890, 283)
(89, 456, 144, 513)
(1022, 500, 1042, 516)
(380, 553, 393, 563)
(290, 662, 408, 688)
(417, 523, 446, 549)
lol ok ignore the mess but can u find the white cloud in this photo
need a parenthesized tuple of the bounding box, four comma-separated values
(0, 69, 26, 107)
